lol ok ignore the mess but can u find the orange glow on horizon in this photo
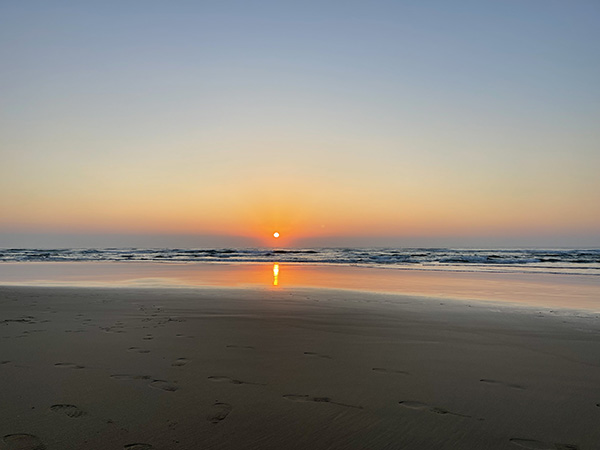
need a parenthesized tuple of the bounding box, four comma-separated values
(3, 173, 598, 246)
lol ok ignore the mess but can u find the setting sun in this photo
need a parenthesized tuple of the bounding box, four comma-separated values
(273, 232, 280, 238)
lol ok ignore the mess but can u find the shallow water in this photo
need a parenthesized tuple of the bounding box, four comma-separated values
(1, 261, 599, 311)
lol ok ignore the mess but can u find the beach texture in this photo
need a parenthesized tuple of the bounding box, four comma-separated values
(1, 285, 599, 449)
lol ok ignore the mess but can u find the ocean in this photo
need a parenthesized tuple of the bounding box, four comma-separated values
(1, 247, 599, 276)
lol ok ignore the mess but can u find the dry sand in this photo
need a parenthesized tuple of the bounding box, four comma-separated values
(1, 285, 599, 449)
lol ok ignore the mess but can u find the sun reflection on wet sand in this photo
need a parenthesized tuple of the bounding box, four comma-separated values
(0, 262, 599, 309)
(273, 263, 279, 286)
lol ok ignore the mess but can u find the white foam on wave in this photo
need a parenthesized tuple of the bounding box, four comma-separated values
(0, 248, 598, 276)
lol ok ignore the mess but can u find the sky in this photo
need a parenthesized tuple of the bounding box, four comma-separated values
(1, 0, 599, 248)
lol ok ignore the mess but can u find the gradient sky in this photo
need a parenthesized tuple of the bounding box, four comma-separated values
(1, 1, 599, 248)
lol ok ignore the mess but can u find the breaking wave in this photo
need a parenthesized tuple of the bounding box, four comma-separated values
(1, 248, 599, 276)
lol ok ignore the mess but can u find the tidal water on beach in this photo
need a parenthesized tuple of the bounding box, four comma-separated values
(1, 257, 599, 311)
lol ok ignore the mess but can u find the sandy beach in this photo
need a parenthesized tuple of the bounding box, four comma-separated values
(3, 0, 599, 448)
(1, 283, 599, 450)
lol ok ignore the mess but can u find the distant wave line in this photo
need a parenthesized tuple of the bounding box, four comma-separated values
(1, 248, 599, 276)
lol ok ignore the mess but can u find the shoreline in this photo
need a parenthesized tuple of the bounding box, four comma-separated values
(1, 283, 599, 317)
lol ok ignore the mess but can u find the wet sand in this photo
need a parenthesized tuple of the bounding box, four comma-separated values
(1, 261, 600, 310)
(1, 285, 599, 449)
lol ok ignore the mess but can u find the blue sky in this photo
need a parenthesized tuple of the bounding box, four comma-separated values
(1, 1, 599, 247)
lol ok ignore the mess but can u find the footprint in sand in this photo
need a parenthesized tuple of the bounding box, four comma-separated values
(207, 402, 232, 424)
(509, 438, 579, 449)
(50, 404, 87, 418)
(207, 376, 264, 386)
(54, 362, 85, 369)
(128, 347, 150, 354)
(2, 317, 37, 324)
(2, 434, 46, 450)
(149, 379, 179, 392)
(284, 394, 362, 409)
(100, 326, 125, 334)
(480, 379, 525, 390)
(372, 367, 409, 375)
(303, 352, 332, 359)
(284, 394, 312, 402)
(123, 444, 154, 449)
(143, 334, 154, 341)
(171, 358, 189, 367)
(110, 374, 151, 381)
(399, 401, 474, 419)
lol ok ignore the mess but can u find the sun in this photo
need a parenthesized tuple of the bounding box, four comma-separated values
(273, 232, 280, 238)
